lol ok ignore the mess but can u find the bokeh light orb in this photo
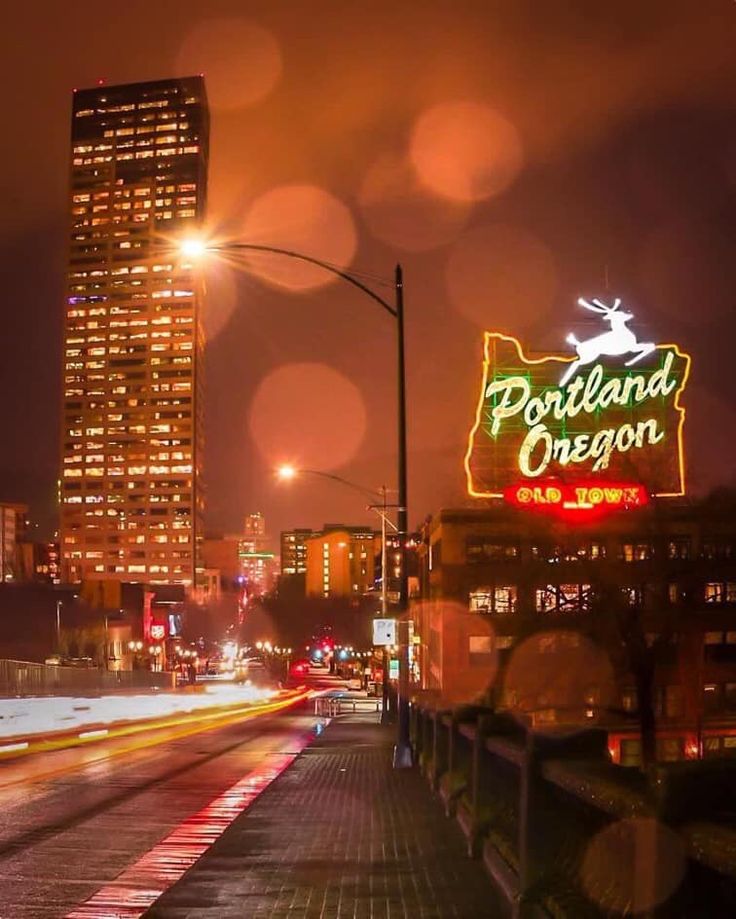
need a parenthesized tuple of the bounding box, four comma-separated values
(409, 101, 524, 202)
(358, 151, 470, 252)
(239, 185, 358, 291)
(581, 817, 686, 913)
(176, 18, 282, 111)
(503, 630, 614, 734)
(446, 223, 558, 330)
(249, 362, 366, 470)
(412, 601, 497, 707)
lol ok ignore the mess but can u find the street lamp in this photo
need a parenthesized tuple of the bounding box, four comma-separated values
(54, 593, 79, 654)
(182, 237, 412, 766)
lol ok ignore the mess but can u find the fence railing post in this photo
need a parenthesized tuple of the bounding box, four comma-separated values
(515, 725, 535, 919)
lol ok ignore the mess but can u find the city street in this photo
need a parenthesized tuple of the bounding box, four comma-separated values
(3, 4, 736, 916)
(0, 700, 316, 918)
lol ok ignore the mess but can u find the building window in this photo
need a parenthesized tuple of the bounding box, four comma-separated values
(469, 585, 517, 615)
(585, 541, 606, 560)
(657, 737, 684, 762)
(620, 739, 641, 767)
(703, 683, 721, 714)
(668, 537, 691, 560)
(622, 585, 645, 608)
(701, 539, 734, 560)
(535, 584, 591, 613)
(622, 687, 637, 713)
(621, 542, 653, 562)
(468, 635, 493, 666)
(668, 582, 680, 605)
(530, 542, 605, 563)
(705, 582, 736, 604)
(466, 538, 519, 564)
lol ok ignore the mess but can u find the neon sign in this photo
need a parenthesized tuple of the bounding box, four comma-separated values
(561, 297, 656, 385)
(465, 297, 691, 500)
(504, 481, 648, 519)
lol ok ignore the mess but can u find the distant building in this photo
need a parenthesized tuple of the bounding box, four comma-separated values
(244, 512, 266, 540)
(17, 541, 61, 585)
(0, 502, 29, 582)
(202, 513, 276, 598)
(201, 536, 240, 584)
(372, 531, 421, 606)
(238, 546, 276, 595)
(280, 528, 318, 576)
(305, 525, 378, 599)
(59, 76, 210, 589)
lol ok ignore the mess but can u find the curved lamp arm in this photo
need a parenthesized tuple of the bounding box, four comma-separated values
(211, 243, 397, 319)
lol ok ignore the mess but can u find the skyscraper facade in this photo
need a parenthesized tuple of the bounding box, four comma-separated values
(60, 77, 209, 589)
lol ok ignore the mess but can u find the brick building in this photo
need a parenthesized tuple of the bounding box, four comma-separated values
(415, 493, 736, 764)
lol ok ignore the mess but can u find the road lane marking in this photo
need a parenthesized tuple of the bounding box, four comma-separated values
(65, 735, 312, 918)
(0, 742, 29, 754)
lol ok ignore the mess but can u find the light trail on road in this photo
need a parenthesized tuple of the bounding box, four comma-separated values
(0, 695, 318, 918)
(0, 687, 310, 788)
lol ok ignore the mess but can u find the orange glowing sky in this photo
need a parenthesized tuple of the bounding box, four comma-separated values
(1, 0, 736, 538)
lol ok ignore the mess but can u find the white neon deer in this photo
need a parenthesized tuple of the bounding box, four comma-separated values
(559, 297, 656, 386)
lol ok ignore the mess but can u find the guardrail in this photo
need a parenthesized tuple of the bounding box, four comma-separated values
(0, 659, 175, 697)
(314, 694, 383, 717)
(411, 701, 736, 917)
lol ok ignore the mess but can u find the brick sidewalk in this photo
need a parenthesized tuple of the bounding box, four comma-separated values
(145, 717, 503, 918)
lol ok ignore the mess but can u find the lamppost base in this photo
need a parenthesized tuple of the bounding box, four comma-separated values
(392, 741, 413, 769)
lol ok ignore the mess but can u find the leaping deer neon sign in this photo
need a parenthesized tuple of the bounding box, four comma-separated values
(560, 297, 656, 386)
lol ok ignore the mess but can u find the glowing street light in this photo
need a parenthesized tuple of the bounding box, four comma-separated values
(179, 238, 208, 259)
(276, 464, 297, 481)
(185, 235, 411, 766)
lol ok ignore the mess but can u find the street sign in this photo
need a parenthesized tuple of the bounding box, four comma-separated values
(372, 618, 397, 646)
(389, 659, 400, 680)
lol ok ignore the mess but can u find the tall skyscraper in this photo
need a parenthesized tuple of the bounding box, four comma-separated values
(243, 512, 266, 540)
(60, 77, 209, 589)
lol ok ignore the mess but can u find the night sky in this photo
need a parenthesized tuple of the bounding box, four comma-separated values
(2, 0, 735, 545)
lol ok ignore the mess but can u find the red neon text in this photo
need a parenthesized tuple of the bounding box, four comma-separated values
(504, 481, 648, 517)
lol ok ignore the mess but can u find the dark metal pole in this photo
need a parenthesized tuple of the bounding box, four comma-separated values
(394, 263, 412, 767)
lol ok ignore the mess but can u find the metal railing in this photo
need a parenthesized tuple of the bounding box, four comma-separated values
(412, 701, 736, 917)
(0, 659, 176, 697)
(314, 694, 383, 717)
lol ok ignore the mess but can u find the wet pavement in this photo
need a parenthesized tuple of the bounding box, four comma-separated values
(0, 706, 315, 918)
(145, 718, 503, 919)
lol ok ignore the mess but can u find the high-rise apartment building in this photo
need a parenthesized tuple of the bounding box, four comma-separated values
(60, 77, 209, 588)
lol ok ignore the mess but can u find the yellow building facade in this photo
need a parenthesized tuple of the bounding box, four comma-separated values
(305, 526, 378, 599)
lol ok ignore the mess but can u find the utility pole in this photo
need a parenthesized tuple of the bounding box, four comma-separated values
(394, 263, 412, 767)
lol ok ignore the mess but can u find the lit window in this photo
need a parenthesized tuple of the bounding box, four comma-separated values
(706, 582, 724, 603)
